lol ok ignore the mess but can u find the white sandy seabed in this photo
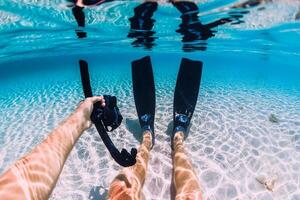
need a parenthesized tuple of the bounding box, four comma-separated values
(0, 66, 299, 200)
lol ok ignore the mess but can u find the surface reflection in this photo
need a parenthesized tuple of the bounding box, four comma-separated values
(173, 1, 265, 52)
(127, 2, 158, 50)
(70, 0, 272, 48)
(128, 0, 270, 52)
(72, 5, 87, 38)
(69, 0, 114, 38)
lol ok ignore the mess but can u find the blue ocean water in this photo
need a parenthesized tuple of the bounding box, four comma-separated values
(0, 0, 300, 199)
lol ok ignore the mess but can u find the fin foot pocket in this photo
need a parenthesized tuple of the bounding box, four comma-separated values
(172, 57, 203, 149)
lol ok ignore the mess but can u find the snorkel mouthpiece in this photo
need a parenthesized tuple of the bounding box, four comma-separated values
(91, 95, 123, 132)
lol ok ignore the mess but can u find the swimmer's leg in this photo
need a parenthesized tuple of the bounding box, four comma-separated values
(108, 56, 155, 199)
(171, 57, 203, 199)
(173, 131, 203, 200)
(107, 131, 152, 200)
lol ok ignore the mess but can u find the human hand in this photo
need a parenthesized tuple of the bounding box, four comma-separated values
(76, 96, 106, 129)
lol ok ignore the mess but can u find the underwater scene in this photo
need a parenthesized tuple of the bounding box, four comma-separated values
(0, 0, 300, 199)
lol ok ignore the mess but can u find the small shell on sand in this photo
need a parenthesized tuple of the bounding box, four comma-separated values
(265, 179, 276, 192)
(256, 175, 278, 192)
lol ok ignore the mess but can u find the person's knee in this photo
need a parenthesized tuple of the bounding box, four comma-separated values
(108, 175, 132, 199)
(108, 173, 142, 200)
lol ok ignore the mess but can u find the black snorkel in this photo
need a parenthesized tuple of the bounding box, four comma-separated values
(79, 60, 137, 167)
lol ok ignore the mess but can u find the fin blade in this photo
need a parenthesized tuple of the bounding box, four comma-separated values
(173, 58, 203, 120)
(131, 56, 156, 130)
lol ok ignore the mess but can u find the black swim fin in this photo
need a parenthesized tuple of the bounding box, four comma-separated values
(131, 56, 156, 147)
(172, 58, 203, 144)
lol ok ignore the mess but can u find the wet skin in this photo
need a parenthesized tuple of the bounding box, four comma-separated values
(108, 131, 203, 200)
(0, 96, 105, 200)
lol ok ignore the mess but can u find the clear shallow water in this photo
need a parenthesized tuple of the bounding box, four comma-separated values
(0, 0, 300, 200)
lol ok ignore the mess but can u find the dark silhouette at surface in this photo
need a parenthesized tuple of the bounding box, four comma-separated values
(69, 0, 271, 47)
(70, 0, 114, 38)
(173, 1, 252, 51)
(127, 0, 269, 51)
(127, 2, 158, 50)
(81, 0, 114, 6)
(72, 6, 85, 27)
(72, 6, 87, 38)
(173, 1, 213, 51)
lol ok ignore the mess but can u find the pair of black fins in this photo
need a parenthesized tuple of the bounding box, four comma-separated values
(132, 56, 203, 148)
(79, 57, 203, 167)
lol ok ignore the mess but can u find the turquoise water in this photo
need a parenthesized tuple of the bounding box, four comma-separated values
(1, 0, 300, 199)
